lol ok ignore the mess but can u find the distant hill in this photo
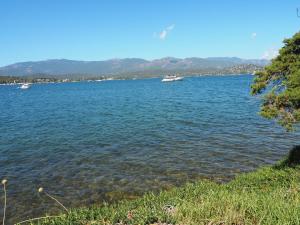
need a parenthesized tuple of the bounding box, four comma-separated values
(0, 57, 269, 77)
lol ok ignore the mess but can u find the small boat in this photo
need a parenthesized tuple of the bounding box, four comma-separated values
(20, 83, 31, 89)
(162, 75, 184, 82)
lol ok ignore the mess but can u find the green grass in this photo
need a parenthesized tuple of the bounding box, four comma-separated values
(27, 148, 300, 225)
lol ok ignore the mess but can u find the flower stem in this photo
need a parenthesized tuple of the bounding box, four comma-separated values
(2, 183, 6, 225)
(44, 192, 69, 213)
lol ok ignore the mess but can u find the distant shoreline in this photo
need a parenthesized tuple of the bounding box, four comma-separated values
(0, 73, 255, 86)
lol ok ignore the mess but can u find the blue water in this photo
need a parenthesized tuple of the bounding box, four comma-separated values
(0, 75, 299, 223)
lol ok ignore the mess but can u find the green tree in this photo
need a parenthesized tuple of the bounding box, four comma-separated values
(251, 31, 300, 131)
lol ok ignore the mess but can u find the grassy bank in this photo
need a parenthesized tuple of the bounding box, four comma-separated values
(24, 147, 300, 225)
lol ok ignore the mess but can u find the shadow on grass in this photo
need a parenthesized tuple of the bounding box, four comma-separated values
(274, 145, 300, 169)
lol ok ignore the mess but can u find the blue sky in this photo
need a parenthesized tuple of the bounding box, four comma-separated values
(0, 0, 299, 66)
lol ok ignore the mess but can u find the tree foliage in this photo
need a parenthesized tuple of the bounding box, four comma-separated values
(251, 31, 300, 131)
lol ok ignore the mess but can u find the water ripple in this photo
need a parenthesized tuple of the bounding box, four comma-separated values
(0, 75, 299, 223)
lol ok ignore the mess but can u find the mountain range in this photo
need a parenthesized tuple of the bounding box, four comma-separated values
(0, 57, 269, 77)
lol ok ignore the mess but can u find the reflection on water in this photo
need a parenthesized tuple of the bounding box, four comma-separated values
(0, 75, 299, 223)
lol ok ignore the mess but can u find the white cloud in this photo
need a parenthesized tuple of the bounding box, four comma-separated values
(251, 32, 257, 39)
(155, 24, 175, 40)
(159, 30, 168, 40)
(262, 48, 279, 60)
(166, 24, 175, 30)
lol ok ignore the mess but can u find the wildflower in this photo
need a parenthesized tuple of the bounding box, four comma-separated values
(1, 179, 7, 185)
(38, 187, 69, 213)
(2, 179, 7, 225)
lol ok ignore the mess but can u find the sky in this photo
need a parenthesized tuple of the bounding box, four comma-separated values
(0, 0, 299, 66)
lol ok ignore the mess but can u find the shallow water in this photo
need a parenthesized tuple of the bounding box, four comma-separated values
(0, 75, 299, 223)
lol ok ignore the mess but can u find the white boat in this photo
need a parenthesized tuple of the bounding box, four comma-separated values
(20, 83, 31, 89)
(162, 75, 184, 82)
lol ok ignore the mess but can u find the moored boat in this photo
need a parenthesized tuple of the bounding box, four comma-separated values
(20, 83, 31, 89)
(162, 75, 184, 82)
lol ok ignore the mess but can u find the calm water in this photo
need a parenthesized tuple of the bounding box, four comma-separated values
(0, 75, 299, 223)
